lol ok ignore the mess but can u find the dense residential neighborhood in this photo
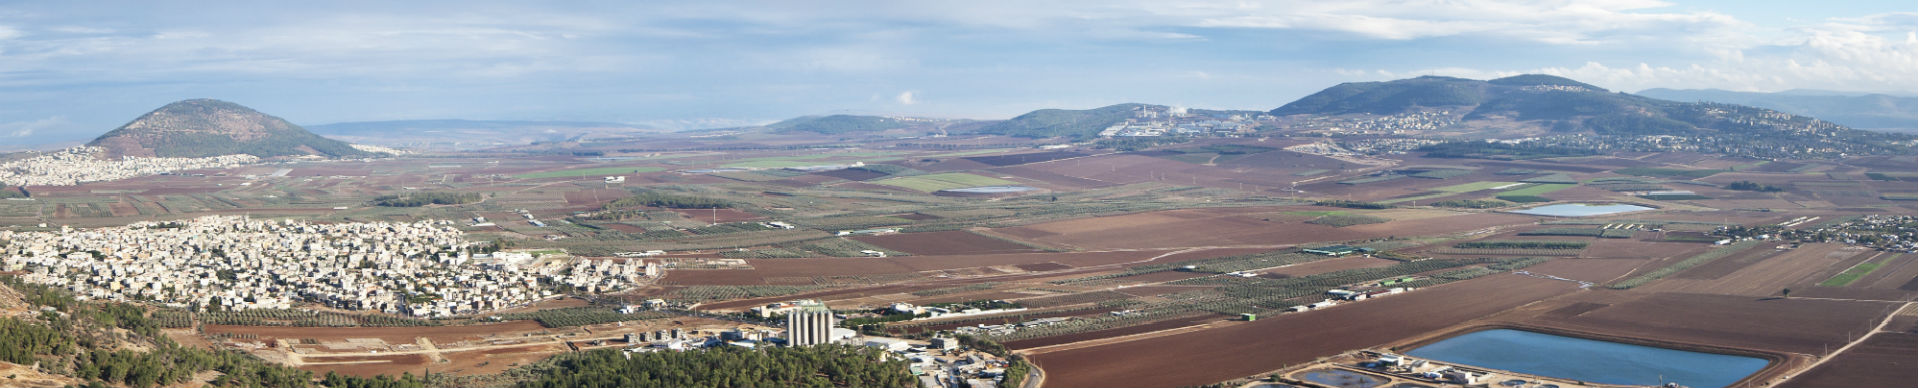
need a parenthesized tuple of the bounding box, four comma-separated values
(0, 146, 259, 187)
(0, 215, 656, 317)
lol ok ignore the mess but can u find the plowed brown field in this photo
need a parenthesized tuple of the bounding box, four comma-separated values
(1501, 291, 1896, 355)
(1645, 243, 1870, 297)
(1028, 274, 1578, 388)
(1782, 332, 1918, 388)
(1521, 258, 1654, 283)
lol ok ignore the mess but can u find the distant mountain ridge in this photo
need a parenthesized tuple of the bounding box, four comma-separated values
(1271, 74, 1831, 134)
(88, 99, 369, 158)
(308, 119, 654, 135)
(977, 103, 1148, 139)
(306, 119, 659, 150)
(1635, 88, 1918, 133)
(1271, 74, 1622, 118)
(978, 103, 1265, 139)
(1272, 74, 1914, 158)
(766, 115, 911, 134)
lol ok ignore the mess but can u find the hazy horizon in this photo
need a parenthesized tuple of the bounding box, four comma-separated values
(3, 1, 1915, 147)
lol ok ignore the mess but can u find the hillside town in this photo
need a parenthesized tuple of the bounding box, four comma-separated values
(0, 215, 655, 317)
(0, 146, 258, 187)
(1277, 110, 1461, 136)
(1098, 105, 1264, 137)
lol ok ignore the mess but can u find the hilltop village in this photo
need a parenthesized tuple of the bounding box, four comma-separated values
(0, 146, 259, 187)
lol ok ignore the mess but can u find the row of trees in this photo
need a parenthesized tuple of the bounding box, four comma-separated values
(370, 192, 481, 207)
(1312, 199, 1393, 209)
(605, 190, 730, 209)
(1427, 199, 1510, 208)
(1725, 180, 1785, 192)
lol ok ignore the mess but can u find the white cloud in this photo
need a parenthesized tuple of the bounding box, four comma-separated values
(45, 26, 113, 34)
(1043, 0, 1748, 45)
(0, 10, 650, 85)
(1340, 10, 1918, 94)
(895, 91, 917, 105)
(2, 116, 67, 137)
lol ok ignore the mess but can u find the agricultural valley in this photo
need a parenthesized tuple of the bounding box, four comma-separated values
(4, 74, 1917, 388)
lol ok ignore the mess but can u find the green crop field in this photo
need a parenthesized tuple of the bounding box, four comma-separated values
(1820, 254, 1900, 287)
(717, 152, 901, 169)
(1410, 169, 1473, 179)
(1381, 181, 1520, 204)
(1494, 183, 1574, 202)
(871, 173, 1019, 192)
(1499, 183, 1574, 196)
(1519, 173, 1579, 184)
(1437, 181, 1524, 193)
(515, 166, 666, 179)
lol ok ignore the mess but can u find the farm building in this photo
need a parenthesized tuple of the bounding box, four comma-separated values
(1303, 245, 1371, 256)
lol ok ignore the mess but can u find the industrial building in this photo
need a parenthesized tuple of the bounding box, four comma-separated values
(786, 301, 836, 346)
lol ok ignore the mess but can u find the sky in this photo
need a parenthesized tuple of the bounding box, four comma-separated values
(2, 1, 1915, 147)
